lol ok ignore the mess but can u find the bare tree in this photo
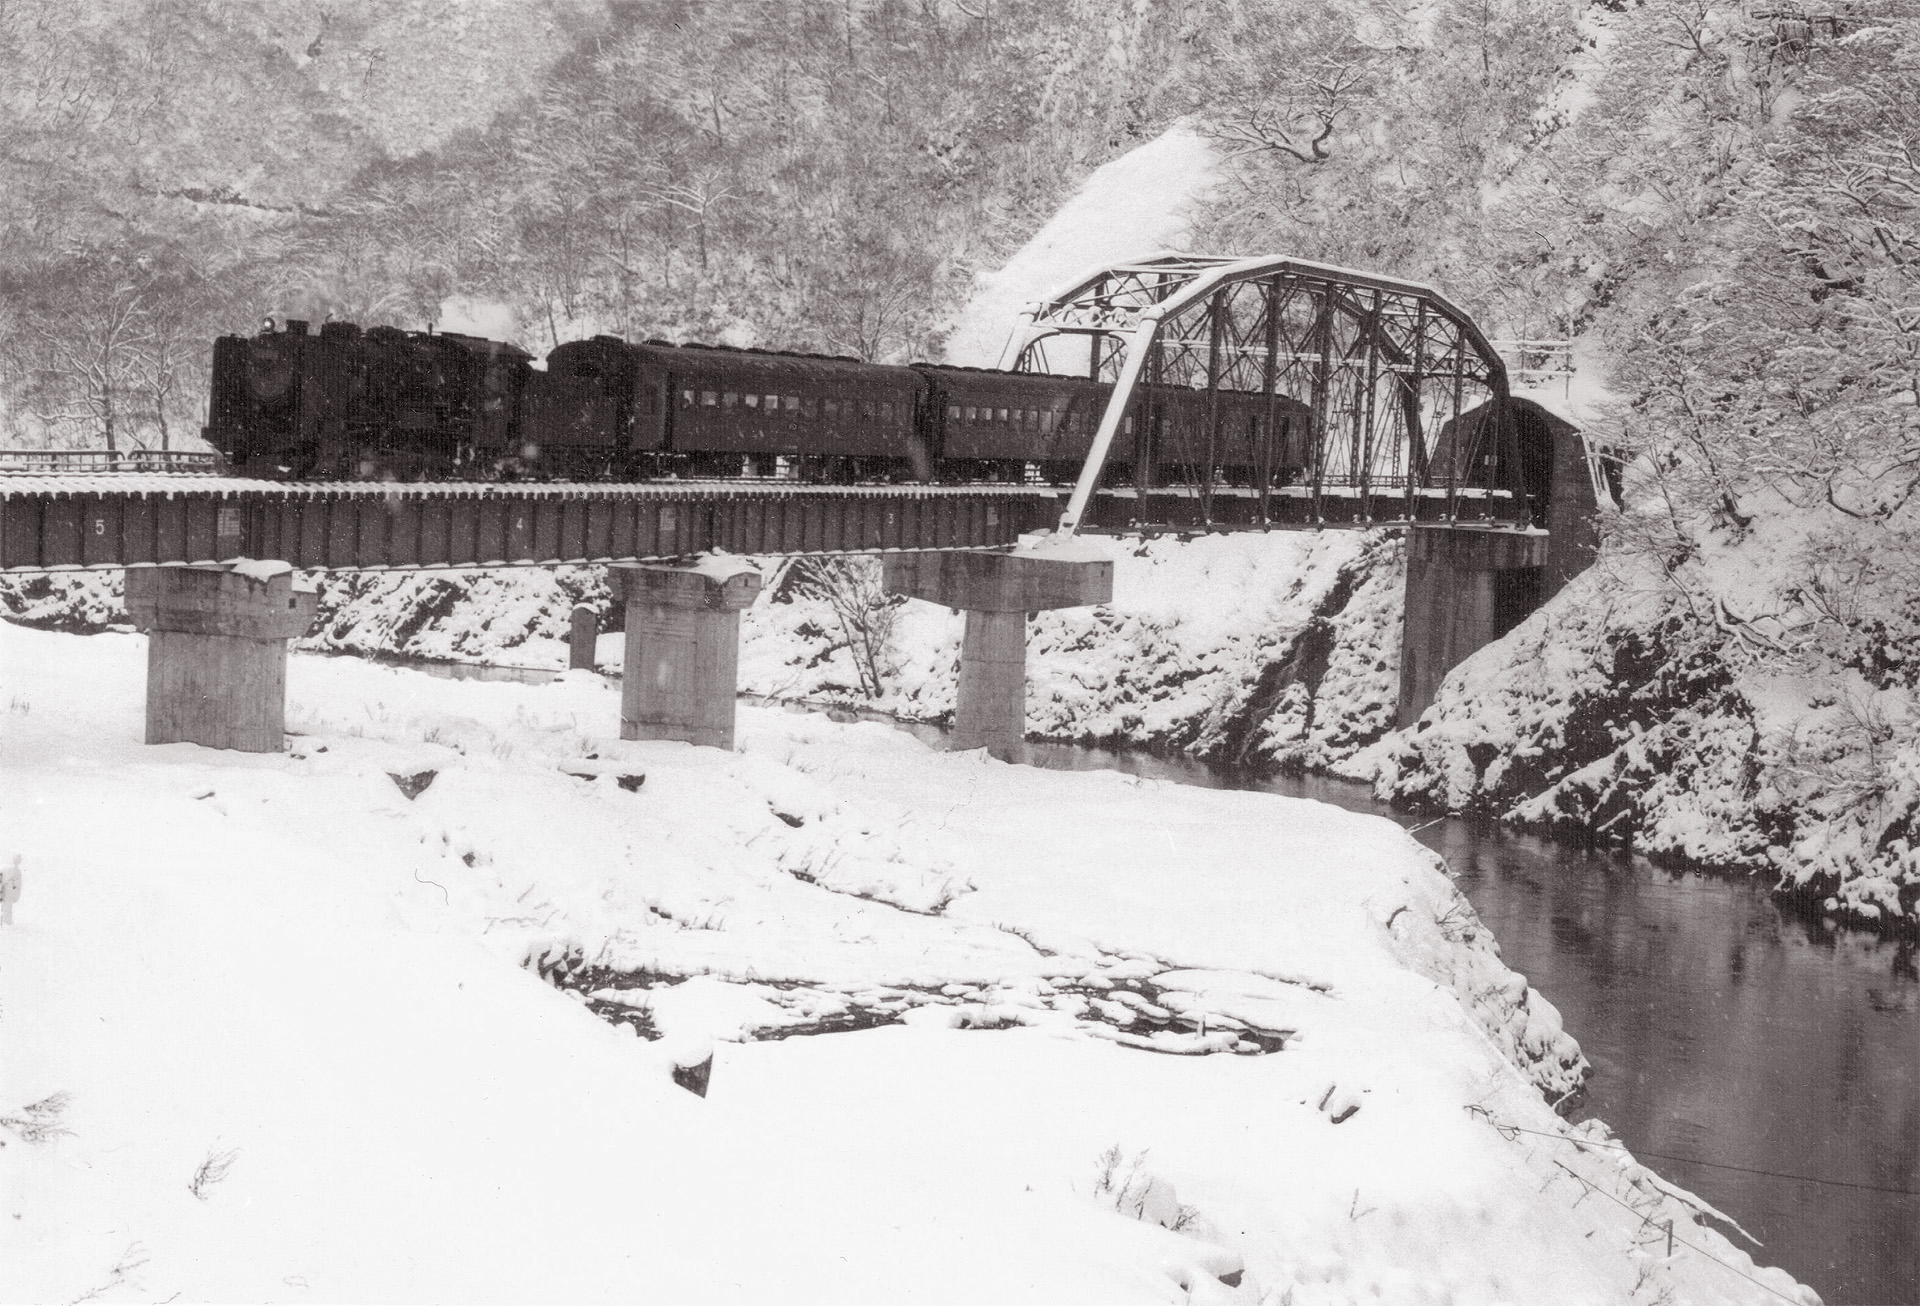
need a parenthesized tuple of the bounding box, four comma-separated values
(1198, 4, 1393, 164)
(639, 166, 738, 277)
(787, 557, 901, 699)
(19, 254, 156, 451)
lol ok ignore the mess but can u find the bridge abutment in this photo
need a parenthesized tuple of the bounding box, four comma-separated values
(884, 546, 1113, 760)
(610, 559, 764, 750)
(1396, 527, 1549, 728)
(124, 563, 319, 752)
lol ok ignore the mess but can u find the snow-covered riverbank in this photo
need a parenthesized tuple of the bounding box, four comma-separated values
(1377, 537, 1920, 937)
(0, 621, 1813, 1303)
(12, 515, 1920, 942)
(0, 530, 1407, 775)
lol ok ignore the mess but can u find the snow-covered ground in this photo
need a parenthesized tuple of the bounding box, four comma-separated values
(740, 531, 1404, 772)
(944, 124, 1218, 370)
(1378, 488, 1920, 932)
(0, 530, 1409, 774)
(0, 620, 1814, 1304)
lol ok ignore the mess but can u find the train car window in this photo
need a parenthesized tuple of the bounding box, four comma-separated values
(701, 390, 717, 406)
(965, 406, 977, 422)
(948, 405, 961, 421)
(801, 397, 816, 418)
(1041, 410, 1054, 432)
(861, 400, 874, 421)
(744, 393, 760, 408)
(823, 398, 837, 419)
(997, 407, 1010, 423)
(765, 394, 779, 412)
(784, 396, 799, 412)
(723, 392, 738, 408)
(1123, 415, 1134, 434)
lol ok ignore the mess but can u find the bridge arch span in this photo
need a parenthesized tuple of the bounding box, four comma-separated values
(998, 253, 1529, 535)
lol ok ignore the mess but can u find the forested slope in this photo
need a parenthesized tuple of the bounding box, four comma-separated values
(0, 0, 1596, 449)
(0, 0, 1195, 449)
(1363, 9, 1920, 934)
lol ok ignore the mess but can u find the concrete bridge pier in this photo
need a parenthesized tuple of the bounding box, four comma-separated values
(1396, 527, 1550, 727)
(123, 563, 319, 752)
(884, 546, 1113, 761)
(610, 559, 764, 750)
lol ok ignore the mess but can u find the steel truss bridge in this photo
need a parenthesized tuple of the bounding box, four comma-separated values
(1003, 253, 1535, 535)
(0, 255, 1575, 572)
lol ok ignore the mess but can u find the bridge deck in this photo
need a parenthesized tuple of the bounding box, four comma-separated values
(0, 478, 1061, 572)
(1082, 484, 1517, 530)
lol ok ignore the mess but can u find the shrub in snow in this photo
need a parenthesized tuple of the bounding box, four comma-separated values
(0, 1091, 72, 1144)
(0, 572, 124, 631)
(774, 557, 902, 699)
(188, 1147, 239, 1201)
(742, 534, 1406, 773)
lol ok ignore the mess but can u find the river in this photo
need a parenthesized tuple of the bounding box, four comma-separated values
(1001, 733, 1920, 1306)
(352, 661, 1920, 1304)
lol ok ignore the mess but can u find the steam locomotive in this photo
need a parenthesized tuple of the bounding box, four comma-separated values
(203, 318, 1314, 487)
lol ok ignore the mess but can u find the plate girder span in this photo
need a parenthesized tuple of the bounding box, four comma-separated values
(0, 482, 1058, 572)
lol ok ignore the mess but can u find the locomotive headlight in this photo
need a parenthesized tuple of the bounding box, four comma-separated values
(521, 441, 541, 460)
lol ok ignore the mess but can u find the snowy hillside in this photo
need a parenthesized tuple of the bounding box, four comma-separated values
(943, 125, 1219, 369)
(0, 620, 1815, 1304)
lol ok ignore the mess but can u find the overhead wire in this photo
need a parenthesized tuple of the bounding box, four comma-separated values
(1467, 1109, 1823, 1305)
(1475, 1114, 1920, 1198)
(1546, 1159, 1807, 1306)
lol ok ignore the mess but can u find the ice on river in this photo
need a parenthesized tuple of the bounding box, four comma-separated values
(0, 621, 1814, 1304)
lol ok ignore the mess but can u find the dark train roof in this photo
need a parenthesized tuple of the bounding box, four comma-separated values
(912, 360, 1312, 404)
(911, 361, 1099, 384)
(676, 340, 865, 364)
(630, 339, 921, 384)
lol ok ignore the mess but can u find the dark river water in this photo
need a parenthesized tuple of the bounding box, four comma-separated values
(994, 734, 1920, 1306)
(358, 662, 1920, 1304)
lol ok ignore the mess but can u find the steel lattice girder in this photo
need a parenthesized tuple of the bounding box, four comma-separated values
(0, 480, 1059, 572)
(1000, 253, 1528, 533)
